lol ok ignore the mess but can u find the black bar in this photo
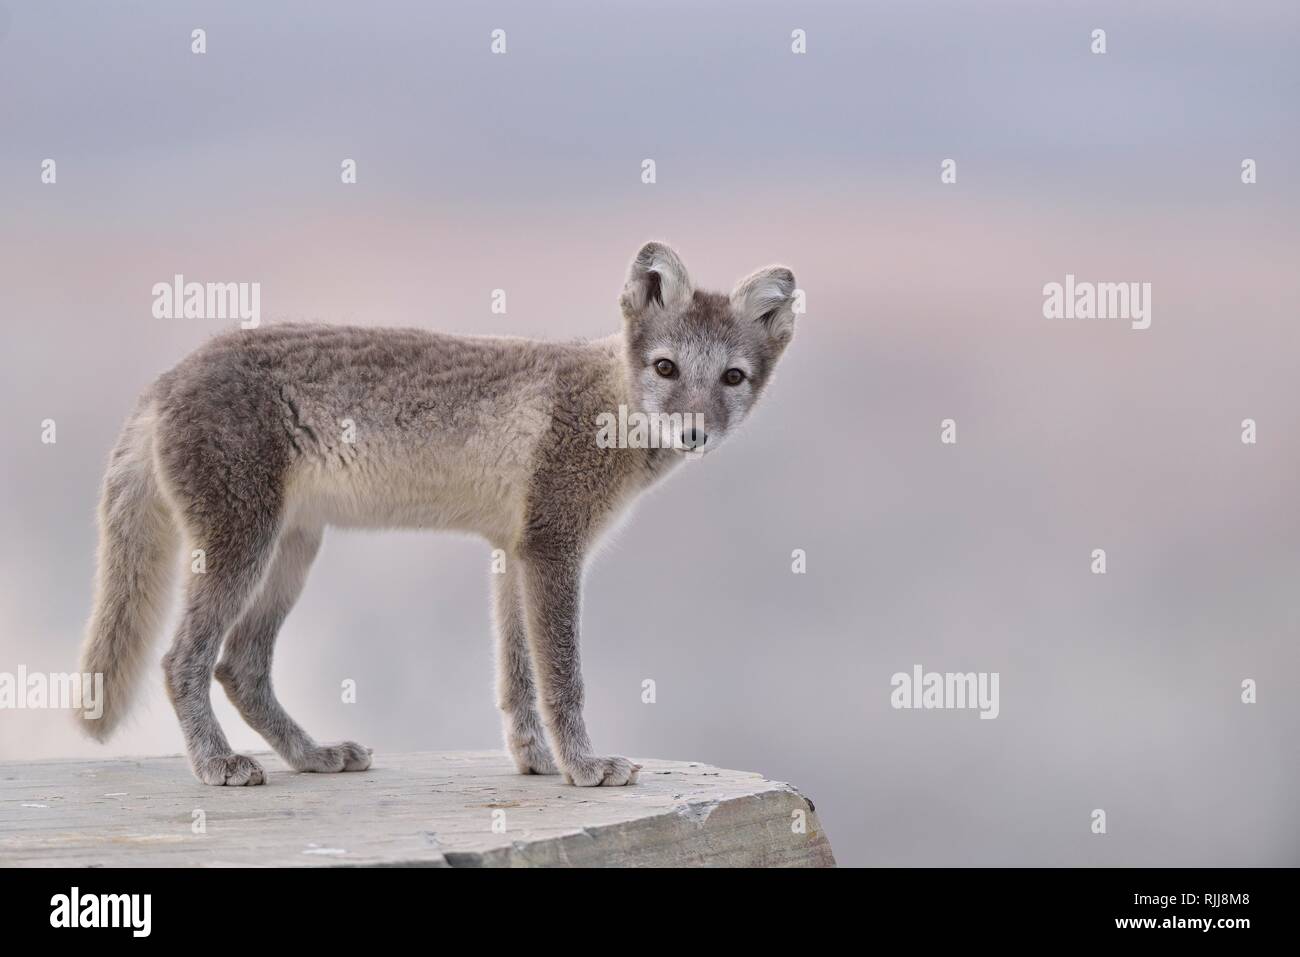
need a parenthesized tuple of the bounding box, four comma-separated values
(0, 866, 1282, 941)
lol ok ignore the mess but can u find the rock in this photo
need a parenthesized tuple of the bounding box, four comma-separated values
(0, 750, 835, 867)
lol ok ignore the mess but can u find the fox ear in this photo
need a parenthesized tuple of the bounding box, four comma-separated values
(620, 242, 693, 320)
(731, 265, 797, 347)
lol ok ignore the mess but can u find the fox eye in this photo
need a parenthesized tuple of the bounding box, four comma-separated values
(654, 358, 677, 378)
(722, 368, 746, 386)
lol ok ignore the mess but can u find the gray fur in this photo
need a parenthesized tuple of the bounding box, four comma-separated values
(77, 242, 797, 786)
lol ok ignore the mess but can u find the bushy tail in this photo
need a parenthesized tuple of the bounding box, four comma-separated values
(78, 402, 178, 741)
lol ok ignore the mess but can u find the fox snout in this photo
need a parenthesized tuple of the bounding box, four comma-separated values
(680, 424, 708, 450)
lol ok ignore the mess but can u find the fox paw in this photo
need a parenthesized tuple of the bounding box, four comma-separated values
(195, 753, 266, 786)
(508, 737, 559, 775)
(294, 742, 372, 773)
(563, 755, 641, 787)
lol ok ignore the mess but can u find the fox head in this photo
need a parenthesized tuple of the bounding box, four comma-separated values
(618, 241, 797, 454)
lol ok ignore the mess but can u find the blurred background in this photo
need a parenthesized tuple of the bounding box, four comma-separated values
(1, 0, 1298, 866)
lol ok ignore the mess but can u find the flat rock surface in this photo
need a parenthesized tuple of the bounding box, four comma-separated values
(0, 750, 835, 867)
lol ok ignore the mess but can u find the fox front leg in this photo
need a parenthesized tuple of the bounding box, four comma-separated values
(519, 553, 639, 786)
(492, 559, 559, 774)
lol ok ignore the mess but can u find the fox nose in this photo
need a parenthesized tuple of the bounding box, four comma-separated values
(682, 427, 708, 450)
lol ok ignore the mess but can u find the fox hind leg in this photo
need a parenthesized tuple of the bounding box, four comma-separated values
(215, 524, 371, 774)
(162, 517, 281, 786)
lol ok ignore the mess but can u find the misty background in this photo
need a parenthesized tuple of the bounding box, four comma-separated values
(1, 0, 1298, 866)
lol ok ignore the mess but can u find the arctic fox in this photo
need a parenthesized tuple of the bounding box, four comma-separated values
(78, 242, 798, 787)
